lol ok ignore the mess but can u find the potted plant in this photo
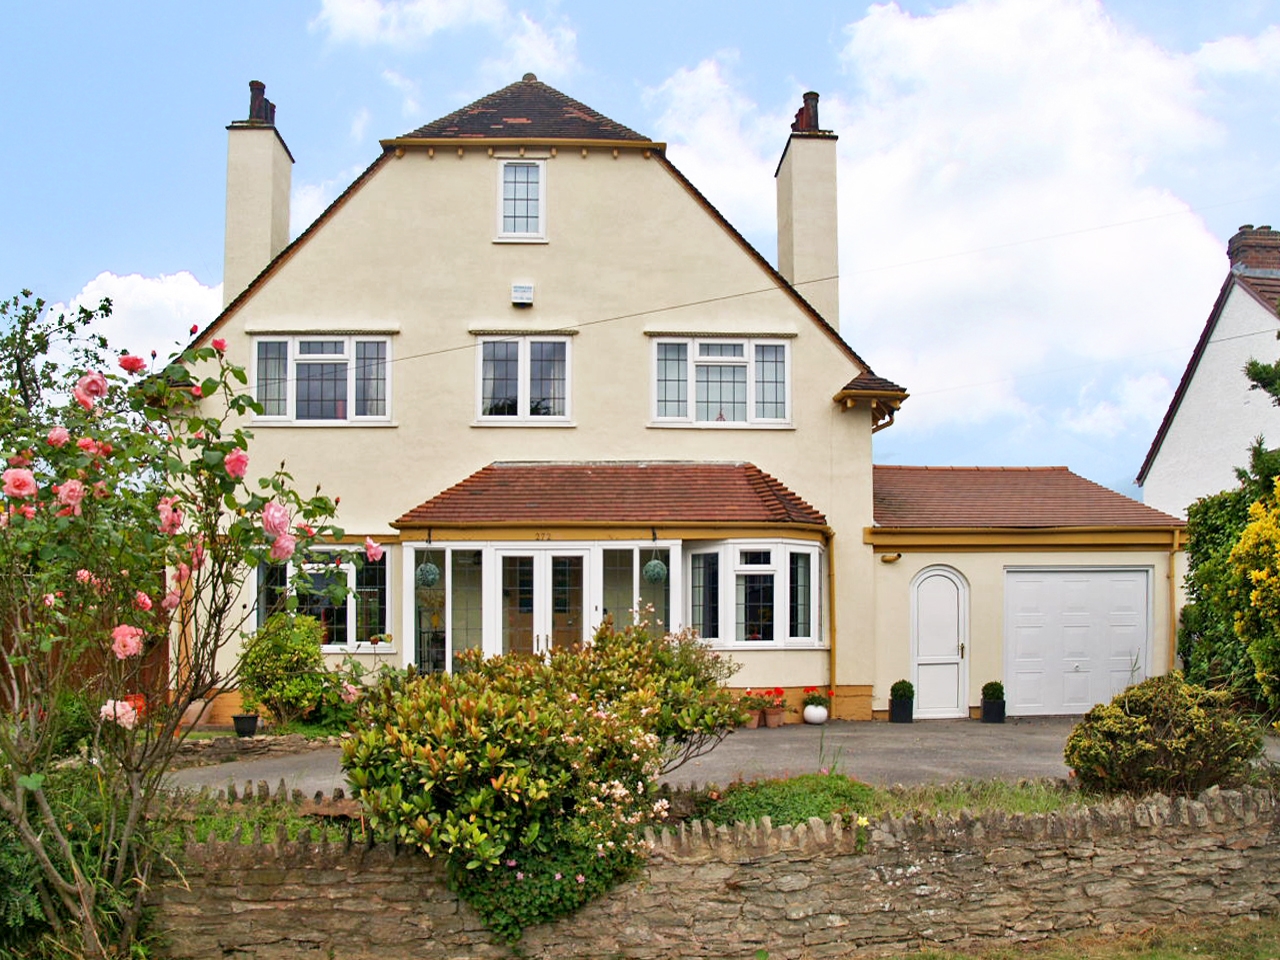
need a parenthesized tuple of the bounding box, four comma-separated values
(762, 687, 787, 727)
(802, 686, 833, 724)
(738, 689, 771, 728)
(889, 679, 914, 723)
(231, 713, 259, 737)
(981, 680, 1006, 723)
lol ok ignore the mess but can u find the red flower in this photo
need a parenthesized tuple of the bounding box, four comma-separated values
(118, 354, 147, 374)
(212, 338, 227, 352)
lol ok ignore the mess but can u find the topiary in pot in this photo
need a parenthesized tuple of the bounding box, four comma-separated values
(889, 679, 913, 723)
(980, 680, 1005, 723)
(238, 613, 327, 727)
(1063, 672, 1261, 795)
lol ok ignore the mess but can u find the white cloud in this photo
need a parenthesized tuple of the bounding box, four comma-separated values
(350, 106, 371, 142)
(49, 272, 222, 362)
(1195, 25, 1280, 76)
(644, 55, 786, 241)
(480, 12, 579, 85)
(291, 164, 368, 238)
(311, 0, 504, 45)
(1060, 372, 1175, 439)
(382, 68, 421, 116)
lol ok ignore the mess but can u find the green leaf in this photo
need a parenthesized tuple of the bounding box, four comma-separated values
(17, 773, 45, 791)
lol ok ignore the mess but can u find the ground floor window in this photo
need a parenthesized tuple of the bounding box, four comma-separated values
(254, 554, 387, 651)
(688, 541, 821, 646)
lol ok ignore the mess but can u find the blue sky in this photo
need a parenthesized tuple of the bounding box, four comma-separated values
(3, 0, 1280, 500)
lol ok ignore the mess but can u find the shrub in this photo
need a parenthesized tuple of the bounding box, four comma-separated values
(47, 688, 96, 758)
(1063, 673, 1261, 795)
(890, 679, 913, 701)
(981, 681, 1004, 702)
(0, 819, 44, 950)
(238, 614, 327, 725)
(343, 619, 741, 943)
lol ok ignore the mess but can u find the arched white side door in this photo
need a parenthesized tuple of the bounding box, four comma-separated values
(912, 566, 969, 719)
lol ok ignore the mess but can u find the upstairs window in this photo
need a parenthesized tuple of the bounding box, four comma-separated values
(496, 160, 546, 241)
(653, 338, 790, 425)
(477, 336, 571, 423)
(254, 336, 391, 424)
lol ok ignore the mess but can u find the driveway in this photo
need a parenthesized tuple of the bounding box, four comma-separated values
(166, 717, 1085, 798)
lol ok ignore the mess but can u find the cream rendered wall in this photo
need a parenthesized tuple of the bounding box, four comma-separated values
(870, 548, 1178, 711)
(223, 126, 292, 308)
(1142, 284, 1280, 519)
(214, 147, 878, 688)
(776, 135, 839, 326)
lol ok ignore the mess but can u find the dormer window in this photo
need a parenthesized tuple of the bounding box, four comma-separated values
(495, 160, 547, 242)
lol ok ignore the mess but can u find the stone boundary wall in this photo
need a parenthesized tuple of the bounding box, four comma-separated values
(154, 787, 1280, 959)
(169, 733, 347, 769)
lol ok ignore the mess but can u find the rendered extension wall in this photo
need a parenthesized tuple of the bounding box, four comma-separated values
(153, 787, 1280, 959)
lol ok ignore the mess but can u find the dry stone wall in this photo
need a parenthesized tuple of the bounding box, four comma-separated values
(154, 786, 1280, 959)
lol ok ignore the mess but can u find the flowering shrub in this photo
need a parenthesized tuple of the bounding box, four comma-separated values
(739, 688, 772, 710)
(343, 619, 741, 942)
(0, 291, 343, 957)
(1063, 673, 1261, 795)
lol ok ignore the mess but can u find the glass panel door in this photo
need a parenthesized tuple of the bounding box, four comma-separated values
(502, 555, 535, 656)
(550, 555, 585, 649)
(414, 549, 447, 673)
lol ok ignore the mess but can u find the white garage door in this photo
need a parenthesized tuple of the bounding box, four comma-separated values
(1004, 568, 1150, 716)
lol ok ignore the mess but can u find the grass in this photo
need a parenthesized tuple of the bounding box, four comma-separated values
(162, 792, 368, 845)
(902, 916, 1280, 960)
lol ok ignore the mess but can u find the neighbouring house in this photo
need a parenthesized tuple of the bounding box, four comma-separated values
(1138, 226, 1280, 519)
(196, 76, 1182, 722)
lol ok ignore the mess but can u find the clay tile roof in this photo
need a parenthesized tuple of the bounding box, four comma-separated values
(394, 462, 826, 527)
(839, 372, 907, 395)
(401, 75, 648, 141)
(873, 465, 1182, 528)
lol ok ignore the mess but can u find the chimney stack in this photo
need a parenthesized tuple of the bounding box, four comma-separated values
(223, 81, 293, 307)
(775, 91, 839, 325)
(1228, 224, 1280, 276)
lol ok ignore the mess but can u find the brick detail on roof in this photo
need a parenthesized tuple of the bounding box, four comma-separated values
(874, 465, 1182, 529)
(402, 75, 647, 141)
(394, 462, 826, 527)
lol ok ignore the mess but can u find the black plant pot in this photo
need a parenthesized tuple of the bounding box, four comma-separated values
(981, 699, 1006, 724)
(232, 714, 259, 737)
(888, 699, 913, 723)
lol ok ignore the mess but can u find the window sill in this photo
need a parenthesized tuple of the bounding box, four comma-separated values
(472, 419, 575, 428)
(493, 236, 549, 244)
(704, 641, 826, 651)
(251, 420, 398, 428)
(647, 421, 794, 430)
(323, 645, 397, 655)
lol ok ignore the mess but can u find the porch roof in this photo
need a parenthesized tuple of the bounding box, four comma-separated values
(393, 462, 827, 528)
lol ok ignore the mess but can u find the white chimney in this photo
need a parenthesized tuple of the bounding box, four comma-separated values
(775, 91, 839, 325)
(223, 81, 293, 307)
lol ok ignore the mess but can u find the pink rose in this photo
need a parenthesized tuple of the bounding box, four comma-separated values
(269, 532, 297, 562)
(157, 496, 183, 535)
(2, 469, 37, 499)
(224, 448, 249, 479)
(92, 481, 109, 500)
(191, 539, 206, 569)
(100, 699, 137, 730)
(42, 593, 55, 608)
(340, 682, 360, 704)
(261, 501, 290, 538)
(134, 591, 153, 612)
(55, 479, 86, 516)
(73, 371, 108, 411)
(173, 562, 191, 586)
(18, 505, 34, 520)
(76, 568, 91, 584)
(191, 385, 203, 398)
(118, 354, 147, 374)
(160, 590, 181, 611)
(212, 338, 227, 352)
(46, 426, 70, 448)
(364, 537, 384, 562)
(110, 624, 144, 659)
(7, 453, 30, 468)
(77, 437, 101, 455)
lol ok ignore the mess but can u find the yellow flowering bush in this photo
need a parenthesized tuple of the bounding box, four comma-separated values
(1229, 480, 1280, 706)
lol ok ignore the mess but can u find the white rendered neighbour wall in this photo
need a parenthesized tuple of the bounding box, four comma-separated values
(1142, 284, 1280, 518)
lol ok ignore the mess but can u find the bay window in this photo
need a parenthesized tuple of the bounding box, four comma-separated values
(687, 541, 820, 645)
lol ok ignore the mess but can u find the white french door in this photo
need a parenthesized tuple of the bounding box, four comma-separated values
(494, 550, 589, 655)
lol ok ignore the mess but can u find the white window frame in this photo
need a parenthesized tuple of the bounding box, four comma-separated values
(252, 335, 393, 426)
(264, 550, 391, 654)
(685, 539, 822, 648)
(494, 159, 548, 242)
(651, 337, 791, 427)
(474, 335, 573, 425)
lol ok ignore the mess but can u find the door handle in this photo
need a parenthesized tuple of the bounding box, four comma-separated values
(959, 642, 965, 659)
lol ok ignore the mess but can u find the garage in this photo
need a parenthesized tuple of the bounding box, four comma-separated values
(1004, 568, 1151, 716)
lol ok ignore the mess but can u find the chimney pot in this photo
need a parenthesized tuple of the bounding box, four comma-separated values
(1227, 223, 1280, 274)
(247, 80, 276, 125)
(791, 91, 822, 132)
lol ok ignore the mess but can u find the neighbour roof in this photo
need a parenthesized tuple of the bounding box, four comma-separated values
(397, 74, 648, 142)
(838, 372, 908, 396)
(1136, 271, 1280, 485)
(873, 465, 1182, 528)
(394, 462, 827, 527)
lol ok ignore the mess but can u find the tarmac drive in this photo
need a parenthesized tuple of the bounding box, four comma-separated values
(166, 717, 1089, 798)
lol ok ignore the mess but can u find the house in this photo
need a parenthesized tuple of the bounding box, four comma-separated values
(197, 76, 1183, 722)
(1138, 226, 1280, 518)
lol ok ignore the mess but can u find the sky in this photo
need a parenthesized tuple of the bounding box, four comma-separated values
(3, 0, 1280, 499)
